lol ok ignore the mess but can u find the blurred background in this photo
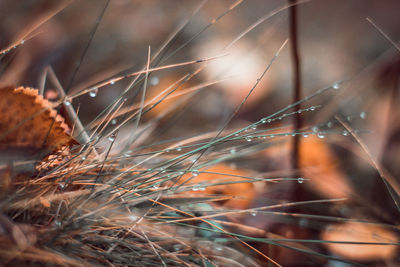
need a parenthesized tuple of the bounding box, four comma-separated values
(1, 0, 400, 266)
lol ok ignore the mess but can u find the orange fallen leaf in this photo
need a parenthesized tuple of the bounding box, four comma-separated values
(262, 135, 352, 199)
(0, 86, 73, 154)
(321, 222, 399, 261)
(299, 136, 352, 199)
(184, 163, 256, 209)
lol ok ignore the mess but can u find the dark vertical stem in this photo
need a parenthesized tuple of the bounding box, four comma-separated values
(289, 0, 302, 177)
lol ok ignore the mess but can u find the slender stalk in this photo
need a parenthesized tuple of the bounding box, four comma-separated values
(289, 0, 302, 177)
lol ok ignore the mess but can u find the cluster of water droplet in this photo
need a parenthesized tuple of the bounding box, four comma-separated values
(192, 183, 207, 191)
(0, 39, 25, 55)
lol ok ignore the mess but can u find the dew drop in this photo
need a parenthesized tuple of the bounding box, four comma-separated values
(346, 116, 352, 122)
(251, 211, 257, 217)
(267, 119, 272, 123)
(153, 184, 159, 189)
(54, 220, 62, 227)
(21, 40, 25, 44)
(215, 246, 223, 251)
(297, 177, 304, 184)
(360, 111, 366, 119)
(108, 134, 116, 142)
(332, 82, 340, 89)
(176, 147, 182, 151)
(128, 215, 138, 222)
(178, 171, 185, 175)
(230, 148, 236, 154)
(82, 156, 87, 160)
(64, 98, 72, 106)
(150, 76, 159, 86)
(299, 218, 308, 228)
(111, 119, 117, 125)
(251, 126, 257, 130)
(261, 119, 267, 123)
(302, 134, 309, 138)
(89, 87, 98, 97)
(234, 133, 240, 137)
(317, 132, 325, 139)
(327, 121, 333, 128)
(245, 136, 252, 142)
(192, 185, 200, 191)
(191, 170, 199, 177)
(312, 126, 319, 133)
(110, 80, 115, 85)
(342, 130, 349, 136)
(59, 183, 66, 189)
(173, 244, 181, 251)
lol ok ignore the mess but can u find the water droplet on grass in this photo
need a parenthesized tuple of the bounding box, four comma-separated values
(89, 87, 98, 97)
(192, 185, 200, 191)
(128, 215, 137, 222)
(150, 76, 159, 86)
(108, 134, 116, 142)
(64, 98, 72, 106)
(297, 177, 304, 183)
(332, 82, 340, 89)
